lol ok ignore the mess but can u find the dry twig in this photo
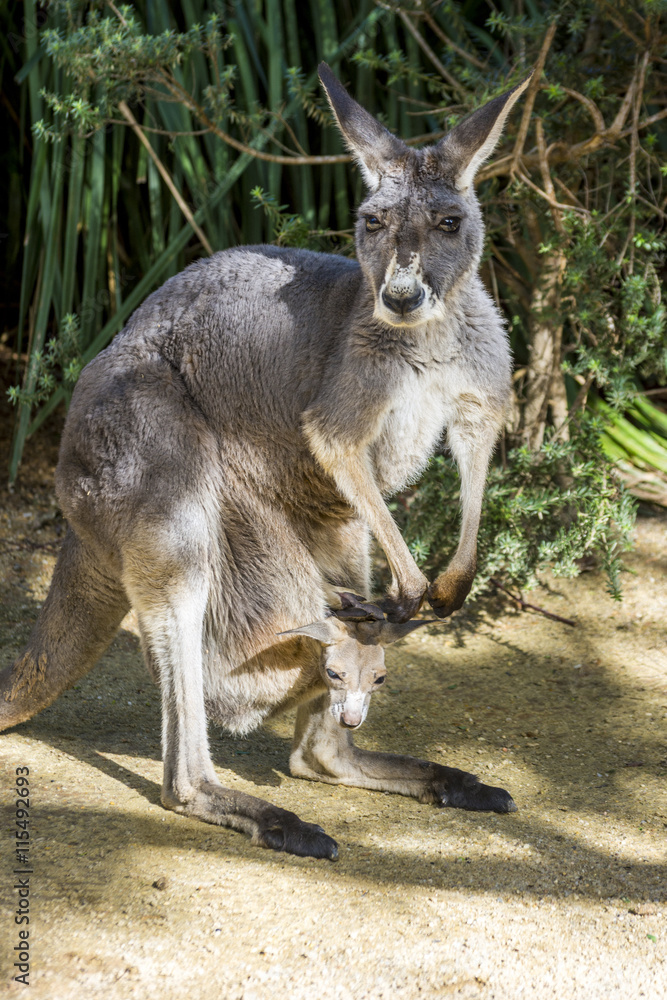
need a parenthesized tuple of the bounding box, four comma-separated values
(118, 100, 214, 254)
(510, 21, 558, 173)
(490, 578, 577, 627)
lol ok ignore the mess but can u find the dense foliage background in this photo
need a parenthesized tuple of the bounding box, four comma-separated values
(1, 0, 666, 600)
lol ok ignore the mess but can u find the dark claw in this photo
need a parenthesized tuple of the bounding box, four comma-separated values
(378, 593, 423, 624)
(259, 812, 339, 860)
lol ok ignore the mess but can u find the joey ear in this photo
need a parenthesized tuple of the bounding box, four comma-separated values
(318, 62, 407, 188)
(277, 619, 342, 645)
(377, 619, 438, 645)
(439, 73, 532, 192)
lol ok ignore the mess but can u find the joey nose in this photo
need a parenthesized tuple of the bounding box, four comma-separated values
(341, 716, 362, 729)
(382, 288, 425, 316)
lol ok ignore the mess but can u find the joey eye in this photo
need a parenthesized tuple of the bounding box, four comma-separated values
(365, 215, 383, 233)
(375, 675, 386, 685)
(438, 217, 460, 233)
(326, 668, 341, 680)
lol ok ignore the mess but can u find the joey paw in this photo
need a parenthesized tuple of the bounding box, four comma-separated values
(258, 809, 339, 860)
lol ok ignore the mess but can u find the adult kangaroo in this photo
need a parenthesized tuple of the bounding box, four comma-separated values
(0, 64, 530, 858)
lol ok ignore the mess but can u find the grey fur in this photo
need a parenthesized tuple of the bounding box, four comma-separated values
(0, 65, 528, 857)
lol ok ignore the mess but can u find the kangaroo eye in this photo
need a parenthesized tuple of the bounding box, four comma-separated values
(375, 675, 386, 685)
(326, 668, 341, 680)
(365, 216, 383, 233)
(438, 217, 460, 233)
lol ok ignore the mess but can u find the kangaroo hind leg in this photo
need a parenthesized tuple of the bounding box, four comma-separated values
(123, 513, 338, 860)
(0, 528, 129, 731)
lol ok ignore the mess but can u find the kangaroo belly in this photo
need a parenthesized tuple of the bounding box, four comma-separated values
(202, 636, 323, 736)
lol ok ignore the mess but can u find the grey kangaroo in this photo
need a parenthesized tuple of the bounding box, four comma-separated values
(0, 64, 530, 859)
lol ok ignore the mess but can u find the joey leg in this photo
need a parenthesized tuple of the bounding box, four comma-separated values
(291, 696, 516, 813)
(125, 551, 338, 860)
(428, 562, 476, 620)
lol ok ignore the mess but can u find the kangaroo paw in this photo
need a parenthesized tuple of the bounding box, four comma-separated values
(164, 781, 339, 860)
(427, 569, 474, 619)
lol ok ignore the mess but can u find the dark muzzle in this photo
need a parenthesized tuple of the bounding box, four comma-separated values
(381, 288, 425, 316)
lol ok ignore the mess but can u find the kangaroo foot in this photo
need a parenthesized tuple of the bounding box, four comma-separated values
(379, 585, 427, 623)
(420, 765, 517, 813)
(162, 781, 339, 860)
(258, 813, 338, 859)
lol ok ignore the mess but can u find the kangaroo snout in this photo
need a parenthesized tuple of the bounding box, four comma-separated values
(381, 287, 425, 316)
(331, 689, 369, 730)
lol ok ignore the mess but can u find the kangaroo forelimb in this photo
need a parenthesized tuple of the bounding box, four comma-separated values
(303, 419, 428, 622)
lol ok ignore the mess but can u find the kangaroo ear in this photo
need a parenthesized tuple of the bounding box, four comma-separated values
(318, 62, 407, 188)
(377, 619, 438, 646)
(439, 73, 532, 192)
(277, 619, 343, 645)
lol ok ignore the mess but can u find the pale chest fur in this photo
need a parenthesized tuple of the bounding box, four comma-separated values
(370, 360, 494, 495)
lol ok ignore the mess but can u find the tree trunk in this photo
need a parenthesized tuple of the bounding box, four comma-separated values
(519, 249, 567, 451)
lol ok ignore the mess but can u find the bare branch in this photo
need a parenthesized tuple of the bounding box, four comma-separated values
(397, 10, 469, 102)
(623, 51, 650, 272)
(607, 68, 639, 137)
(601, 6, 645, 49)
(490, 578, 577, 627)
(561, 86, 606, 134)
(517, 168, 590, 217)
(118, 100, 214, 255)
(419, 9, 487, 71)
(511, 21, 558, 172)
(106, 0, 129, 27)
(535, 119, 564, 233)
(630, 107, 667, 133)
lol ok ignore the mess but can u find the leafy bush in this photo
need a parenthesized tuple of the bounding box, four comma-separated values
(401, 419, 636, 601)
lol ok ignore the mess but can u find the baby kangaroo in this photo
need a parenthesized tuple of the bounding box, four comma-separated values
(285, 597, 515, 829)
(1, 64, 526, 858)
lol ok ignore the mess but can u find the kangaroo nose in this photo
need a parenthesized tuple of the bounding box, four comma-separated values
(340, 714, 362, 729)
(382, 288, 425, 316)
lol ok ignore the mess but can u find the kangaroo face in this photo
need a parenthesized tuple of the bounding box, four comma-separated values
(355, 161, 484, 329)
(320, 636, 387, 730)
(318, 63, 532, 330)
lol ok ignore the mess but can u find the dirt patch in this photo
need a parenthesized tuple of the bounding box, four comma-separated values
(0, 412, 666, 999)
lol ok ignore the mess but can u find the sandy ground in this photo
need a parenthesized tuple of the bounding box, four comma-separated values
(0, 421, 666, 1000)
